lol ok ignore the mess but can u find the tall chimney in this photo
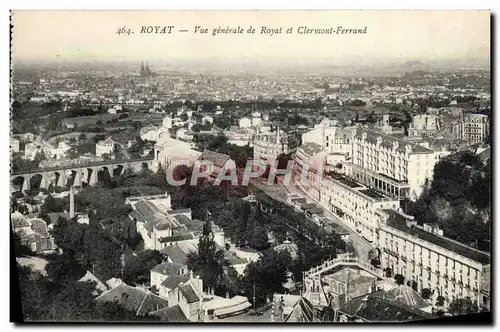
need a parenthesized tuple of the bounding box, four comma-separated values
(69, 185, 75, 219)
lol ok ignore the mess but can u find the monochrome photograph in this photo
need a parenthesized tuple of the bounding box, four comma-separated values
(9, 10, 491, 323)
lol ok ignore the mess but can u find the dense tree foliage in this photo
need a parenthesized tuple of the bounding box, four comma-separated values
(448, 297, 479, 316)
(123, 250, 164, 286)
(17, 265, 160, 321)
(187, 220, 226, 291)
(408, 151, 491, 250)
(240, 249, 292, 305)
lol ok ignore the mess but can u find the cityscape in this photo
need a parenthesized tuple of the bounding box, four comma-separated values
(10, 10, 491, 324)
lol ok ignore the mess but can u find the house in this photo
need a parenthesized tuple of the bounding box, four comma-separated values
(10, 137, 20, 153)
(96, 282, 169, 317)
(176, 128, 194, 142)
(198, 150, 235, 178)
(239, 117, 252, 128)
(150, 262, 188, 291)
(140, 126, 160, 141)
(167, 275, 204, 322)
(201, 115, 214, 124)
(128, 198, 224, 250)
(337, 289, 433, 322)
(11, 212, 57, 253)
(159, 274, 191, 299)
(95, 138, 116, 157)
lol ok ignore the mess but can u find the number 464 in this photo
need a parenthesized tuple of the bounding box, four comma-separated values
(117, 27, 133, 35)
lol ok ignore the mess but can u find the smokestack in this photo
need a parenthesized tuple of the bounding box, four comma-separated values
(69, 185, 75, 219)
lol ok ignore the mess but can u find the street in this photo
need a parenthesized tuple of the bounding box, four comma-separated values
(251, 178, 374, 263)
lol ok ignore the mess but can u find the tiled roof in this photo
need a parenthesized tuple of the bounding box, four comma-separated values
(158, 233, 194, 243)
(356, 129, 433, 154)
(379, 285, 430, 310)
(151, 262, 186, 276)
(96, 283, 168, 316)
(339, 292, 433, 322)
(179, 283, 200, 303)
(160, 245, 190, 265)
(150, 304, 188, 322)
(284, 297, 317, 322)
(199, 150, 231, 168)
(11, 212, 31, 228)
(160, 274, 190, 290)
(298, 142, 323, 156)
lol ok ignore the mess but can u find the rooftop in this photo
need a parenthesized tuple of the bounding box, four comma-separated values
(199, 150, 231, 168)
(158, 233, 195, 243)
(383, 209, 490, 265)
(330, 173, 361, 188)
(150, 304, 188, 322)
(96, 283, 168, 316)
(359, 188, 386, 199)
(160, 274, 191, 290)
(356, 129, 434, 154)
(298, 142, 324, 157)
(340, 291, 433, 322)
(150, 262, 186, 276)
(179, 283, 200, 303)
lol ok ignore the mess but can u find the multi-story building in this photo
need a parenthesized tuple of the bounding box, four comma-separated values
(10, 137, 20, 153)
(294, 142, 327, 200)
(95, 138, 116, 158)
(253, 127, 298, 164)
(302, 125, 356, 161)
(453, 113, 489, 144)
(319, 172, 400, 243)
(408, 114, 442, 137)
(343, 129, 442, 200)
(376, 208, 490, 310)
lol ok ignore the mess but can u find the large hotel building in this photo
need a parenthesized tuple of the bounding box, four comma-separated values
(295, 126, 490, 310)
(344, 129, 450, 200)
(253, 127, 298, 164)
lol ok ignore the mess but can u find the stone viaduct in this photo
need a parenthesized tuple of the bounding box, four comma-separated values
(11, 157, 156, 192)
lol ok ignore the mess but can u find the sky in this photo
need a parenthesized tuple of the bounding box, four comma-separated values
(11, 10, 491, 63)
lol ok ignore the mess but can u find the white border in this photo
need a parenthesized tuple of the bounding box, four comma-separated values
(2, 1, 497, 332)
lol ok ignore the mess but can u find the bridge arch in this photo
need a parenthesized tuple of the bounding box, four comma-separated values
(112, 164, 124, 177)
(11, 175, 26, 192)
(29, 173, 44, 191)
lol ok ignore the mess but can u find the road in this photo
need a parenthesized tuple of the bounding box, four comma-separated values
(251, 178, 374, 263)
(289, 184, 375, 262)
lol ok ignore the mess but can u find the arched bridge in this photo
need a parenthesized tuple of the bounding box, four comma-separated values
(11, 157, 155, 192)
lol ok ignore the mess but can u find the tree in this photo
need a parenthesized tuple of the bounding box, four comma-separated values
(249, 227, 270, 251)
(123, 250, 163, 285)
(187, 220, 226, 291)
(421, 288, 431, 300)
(394, 274, 405, 285)
(241, 249, 291, 305)
(448, 297, 479, 316)
(436, 295, 445, 307)
(13, 232, 33, 257)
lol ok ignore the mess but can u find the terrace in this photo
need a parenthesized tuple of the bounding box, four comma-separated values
(329, 173, 361, 188)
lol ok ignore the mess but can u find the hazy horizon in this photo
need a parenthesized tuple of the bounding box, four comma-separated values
(11, 10, 490, 65)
